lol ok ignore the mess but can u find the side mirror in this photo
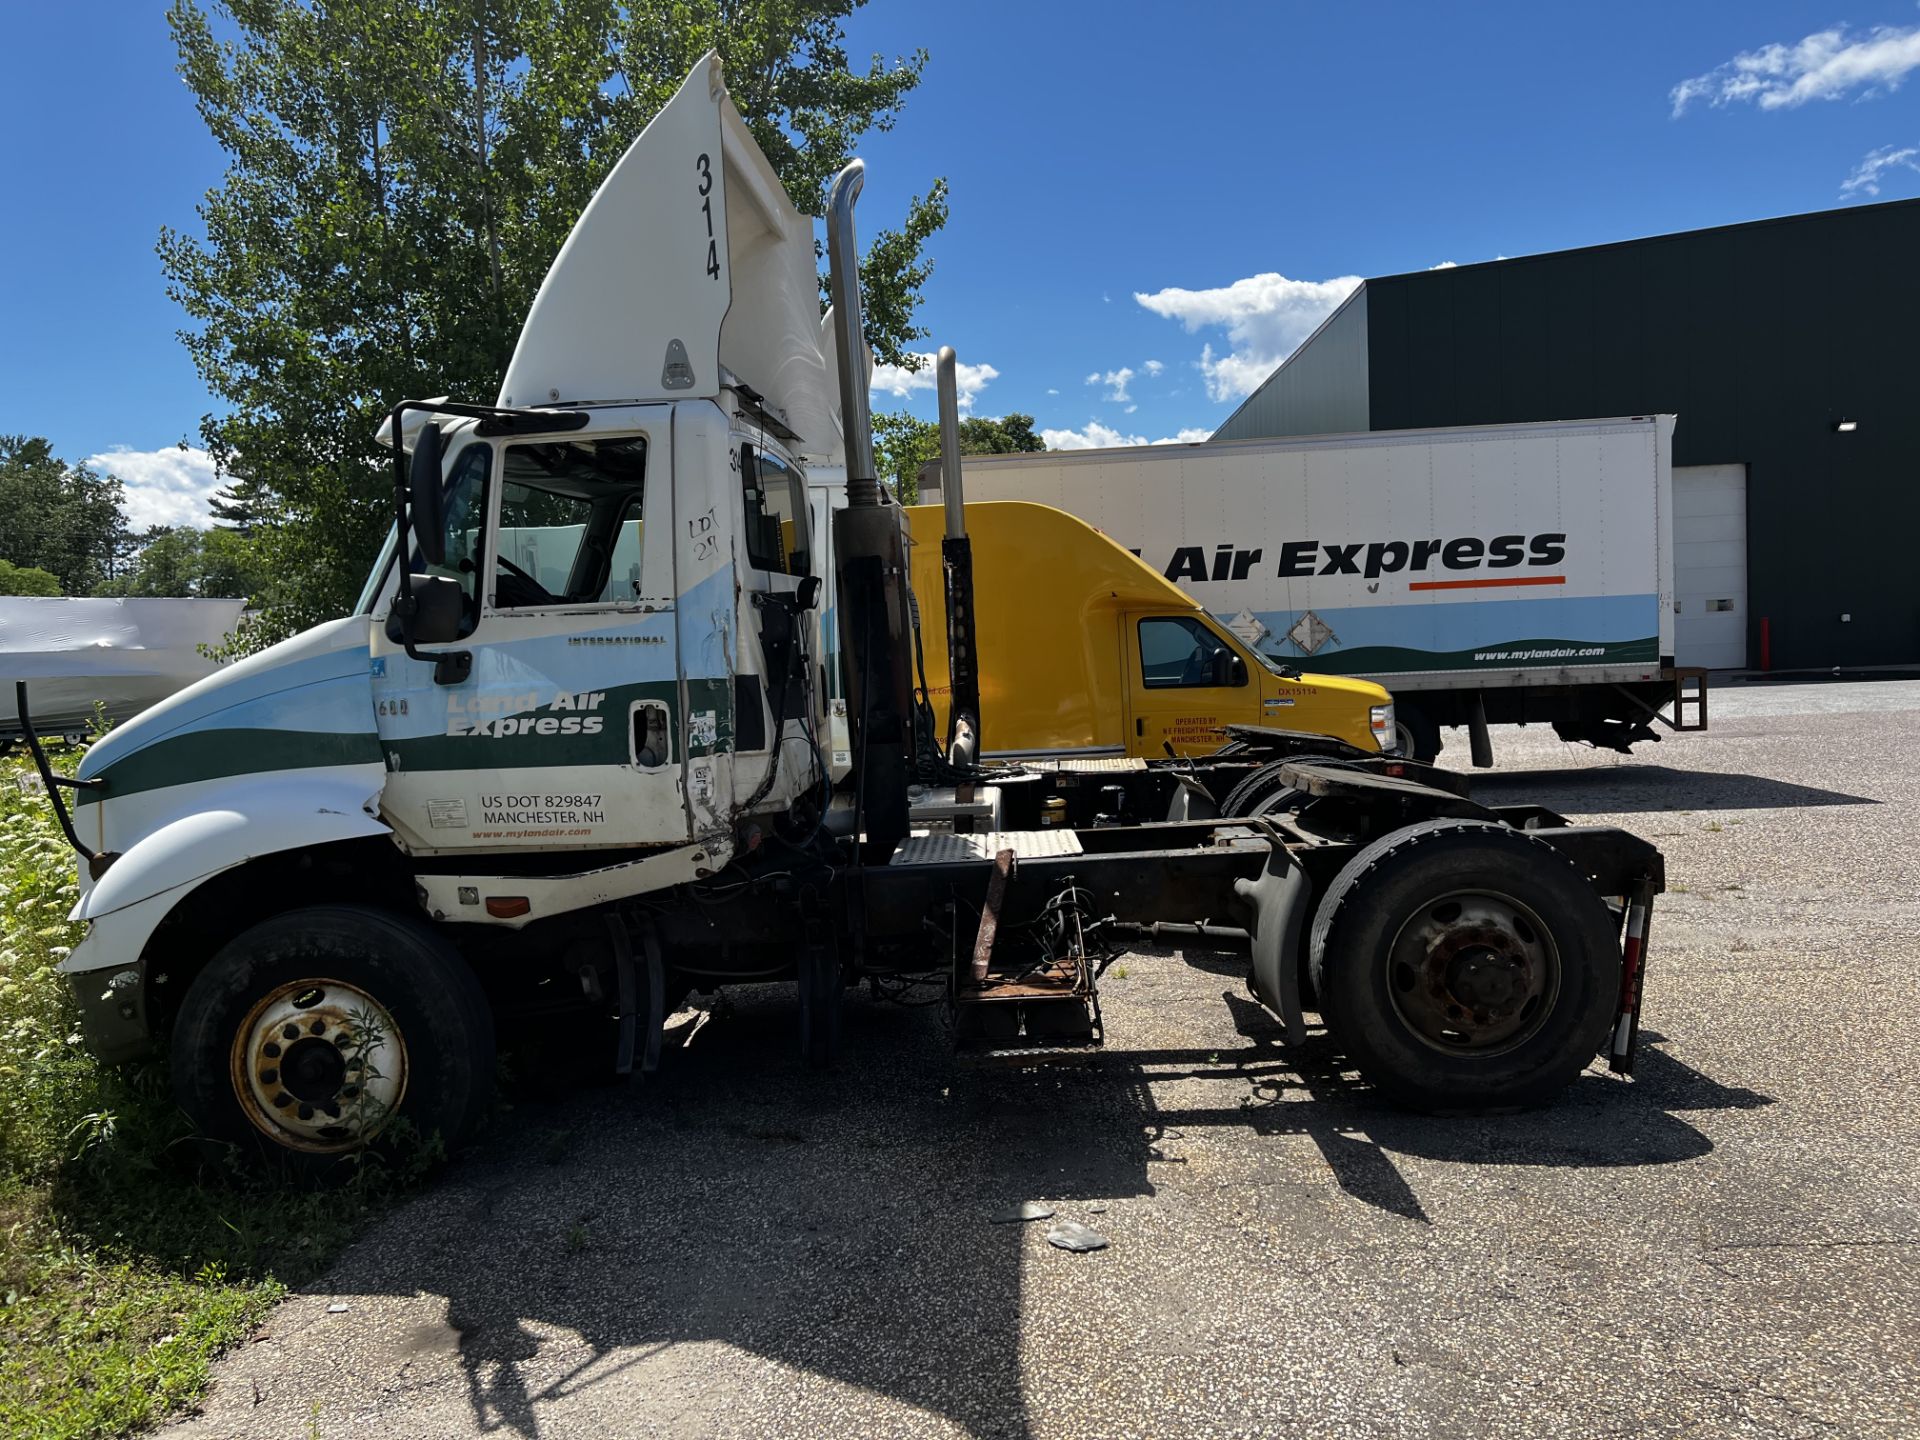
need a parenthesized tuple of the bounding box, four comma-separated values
(1211, 649, 1246, 687)
(409, 423, 446, 568)
(795, 574, 823, 611)
(387, 573, 466, 645)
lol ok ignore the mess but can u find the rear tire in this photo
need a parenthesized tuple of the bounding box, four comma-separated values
(1309, 820, 1618, 1112)
(170, 905, 495, 1179)
(1218, 760, 1293, 817)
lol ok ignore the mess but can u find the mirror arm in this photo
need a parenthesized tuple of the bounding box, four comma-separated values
(384, 413, 455, 676)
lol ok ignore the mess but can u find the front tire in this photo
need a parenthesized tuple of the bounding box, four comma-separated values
(170, 905, 495, 1177)
(1309, 820, 1618, 1112)
(1394, 703, 1442, 764)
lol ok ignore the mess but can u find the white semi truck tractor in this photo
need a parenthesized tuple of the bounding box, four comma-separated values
(18, 56, 1667, 1176)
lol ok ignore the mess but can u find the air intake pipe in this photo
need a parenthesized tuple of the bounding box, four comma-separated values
(936, 347, 982, 768)
(825, 159, 915, 862)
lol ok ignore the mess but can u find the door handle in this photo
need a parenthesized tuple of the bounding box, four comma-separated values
(1136, 717, 1144, 737)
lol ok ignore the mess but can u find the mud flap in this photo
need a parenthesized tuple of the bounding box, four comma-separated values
(1234, 846, 1313, 1045)
(1164, 772, 1219, 822)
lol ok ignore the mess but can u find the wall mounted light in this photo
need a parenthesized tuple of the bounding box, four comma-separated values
(1834, 418, 1859, 433)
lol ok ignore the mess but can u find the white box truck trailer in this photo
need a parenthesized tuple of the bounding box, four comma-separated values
(943, 416, 1706, 764)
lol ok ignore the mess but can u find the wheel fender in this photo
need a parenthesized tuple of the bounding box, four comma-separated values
(1233, 845, 1313, 1045)
(74, 769, 391, 924)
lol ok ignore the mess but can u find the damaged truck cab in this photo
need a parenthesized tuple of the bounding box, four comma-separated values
(35, 54, 1666, 1175)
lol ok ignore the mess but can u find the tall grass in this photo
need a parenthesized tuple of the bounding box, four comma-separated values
(0, 750, 389, 1438)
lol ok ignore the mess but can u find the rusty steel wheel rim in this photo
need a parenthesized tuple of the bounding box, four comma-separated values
(1384, 890, 1562, 1057)
(229, 978, 408, 1153)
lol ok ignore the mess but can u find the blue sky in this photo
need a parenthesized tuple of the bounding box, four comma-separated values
(3, 1, 1919, 526)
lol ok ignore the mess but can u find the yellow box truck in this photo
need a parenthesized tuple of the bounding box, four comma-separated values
(899, 500, 1392, 759)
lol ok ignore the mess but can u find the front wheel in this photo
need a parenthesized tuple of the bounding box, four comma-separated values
(1393, 703, 1442, 764)
(1309, 820, 1619, 1112)
(170, 905, 495, 1177)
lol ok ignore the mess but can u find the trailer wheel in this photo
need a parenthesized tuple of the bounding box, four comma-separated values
(170, 905, 494, 1177)
(1308, 820, 1617, 1112)
(1394, 704, 1441, 764)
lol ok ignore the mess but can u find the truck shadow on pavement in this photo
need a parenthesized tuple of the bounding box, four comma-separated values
(1199, 991, 1772, 1226)
(1464, 763, 1876, 814)
(287, 982, 1771, 1440)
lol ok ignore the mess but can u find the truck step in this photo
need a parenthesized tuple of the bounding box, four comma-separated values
(953, 952, 1104, 1057)
(891, 829, 1083, 864)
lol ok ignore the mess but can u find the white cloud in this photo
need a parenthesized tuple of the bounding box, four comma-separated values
(1135, 271, 1364, 403)
(1428, 261, 1458, 270)
(1842, 142, 1920, 196)
(87, 445, 222, 529)
(1086, 367, 1136, 403)
(1041, 420, 1213, 450)
(1671, 23, 1920, 116)
(1045, 387, 1060, 396)
(870, 353, 1000, 412)
(1142, 359, 1165, 377)
(1124, 404, 1138, 414)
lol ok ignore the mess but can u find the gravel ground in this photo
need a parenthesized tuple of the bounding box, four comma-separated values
(170, 679, 1920, 1440)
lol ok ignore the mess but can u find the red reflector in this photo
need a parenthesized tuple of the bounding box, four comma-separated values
(485, 896, 531, 918)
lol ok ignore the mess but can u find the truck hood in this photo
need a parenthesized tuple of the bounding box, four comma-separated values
(77, 617, 382, 797)
(1270, 668, 1390, 708)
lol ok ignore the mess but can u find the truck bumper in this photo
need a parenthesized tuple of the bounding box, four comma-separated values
(66, 957, 157, 1065)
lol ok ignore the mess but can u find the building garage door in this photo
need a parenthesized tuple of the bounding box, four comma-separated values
(1673, 464, 1748, 670)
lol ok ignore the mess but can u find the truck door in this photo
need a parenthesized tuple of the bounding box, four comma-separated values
(1123, 613, 1251, 757)
(370, 426, 689, 853)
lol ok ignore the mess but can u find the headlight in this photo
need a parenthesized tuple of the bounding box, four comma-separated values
(1370, 703, 1396, 752)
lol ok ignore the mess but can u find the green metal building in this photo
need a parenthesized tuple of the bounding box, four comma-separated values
(1212, 197, 1920, 672)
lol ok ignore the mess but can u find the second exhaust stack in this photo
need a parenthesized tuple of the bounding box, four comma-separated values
(936, 347, 982, 767)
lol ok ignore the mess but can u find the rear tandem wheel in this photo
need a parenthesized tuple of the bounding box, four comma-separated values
(1308, 819, 1620, 1112)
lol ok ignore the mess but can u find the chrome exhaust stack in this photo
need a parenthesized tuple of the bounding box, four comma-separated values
(826, 161, 879, 509)
(825, 159, 914, 861)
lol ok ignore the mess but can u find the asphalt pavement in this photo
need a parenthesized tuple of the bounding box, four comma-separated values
(170, 678, 1920, 1439)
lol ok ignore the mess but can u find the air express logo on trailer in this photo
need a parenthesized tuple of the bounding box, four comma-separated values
(1141, 533, 1569, 588)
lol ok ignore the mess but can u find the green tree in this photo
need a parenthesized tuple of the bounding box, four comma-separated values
(98, 525, 271, 600)
(0, 559, 62, 597)
(163, 0, 947, 647)
(0, 437, 131, 595)
(872, 410, 1045, 502)
(958, 412, 1045, 456)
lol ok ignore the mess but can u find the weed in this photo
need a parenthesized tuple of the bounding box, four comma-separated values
(565, 1221, 589, 1254)
(0, 753, 397, 1434)
(1110, 965, 1131, 981)
(1703, 820, 1724, 833)
(541, 1126, 578, 1166)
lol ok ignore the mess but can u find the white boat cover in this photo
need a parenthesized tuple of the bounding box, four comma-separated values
(498, 53, 845, 463)
(0, 597, 245, 735)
